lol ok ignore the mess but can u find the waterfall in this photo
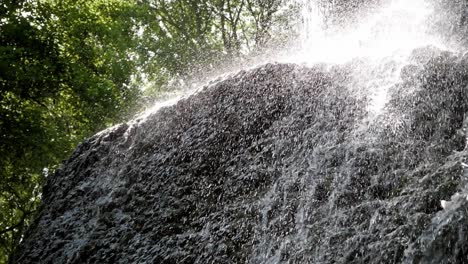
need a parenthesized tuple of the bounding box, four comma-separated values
(284, 0, 449, 115)
(13, 1, 468, 263)
(291, 0, 445, 63)
(249, 0, 468, 262)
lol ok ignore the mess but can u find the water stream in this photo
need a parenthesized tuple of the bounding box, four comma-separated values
(14, 0, 468, 263)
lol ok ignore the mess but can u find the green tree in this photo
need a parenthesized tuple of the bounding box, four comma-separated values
(137, 0, 287, 98)
(0, 0, 143, 262)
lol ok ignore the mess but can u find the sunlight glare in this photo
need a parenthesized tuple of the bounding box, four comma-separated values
(285, 0, 445, 64)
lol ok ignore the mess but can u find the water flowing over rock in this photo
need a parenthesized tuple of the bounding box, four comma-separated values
(13, 46, 468, 263)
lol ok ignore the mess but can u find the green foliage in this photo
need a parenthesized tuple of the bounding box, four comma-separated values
(0, 0, 144, 262)
(138, 0, 288, 97)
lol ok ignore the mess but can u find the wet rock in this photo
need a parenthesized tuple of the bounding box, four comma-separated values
(12, 50, 468, 263)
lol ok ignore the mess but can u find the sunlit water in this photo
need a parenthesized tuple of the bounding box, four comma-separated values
(289, 0, 443, 63)
(280, 0, 449, 115)
(23, 1, 468, 263)
(138, 0, 450, 121)
(252, 1, 460, 262)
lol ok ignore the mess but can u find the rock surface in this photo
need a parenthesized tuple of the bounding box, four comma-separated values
(13, 47, 468, 263)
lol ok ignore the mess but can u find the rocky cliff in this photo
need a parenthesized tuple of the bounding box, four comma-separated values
(13, 46, 468, 263)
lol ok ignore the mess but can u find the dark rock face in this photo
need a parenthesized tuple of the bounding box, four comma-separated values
(13, 47, 468, 263)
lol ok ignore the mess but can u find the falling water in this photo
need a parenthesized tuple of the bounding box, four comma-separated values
(251, 0, 463, 262)
(136, 0, 447, 122)
(292, 0, 444, 63)
(14, 0, 468, 263)
(283, 0, 449, 115)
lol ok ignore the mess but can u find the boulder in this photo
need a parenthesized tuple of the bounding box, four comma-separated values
(13, 48, 468, 263)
